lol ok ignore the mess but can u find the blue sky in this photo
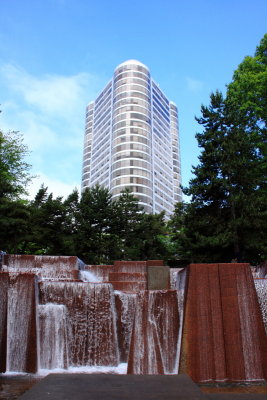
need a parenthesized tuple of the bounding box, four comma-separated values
(0, 0, 266, 199)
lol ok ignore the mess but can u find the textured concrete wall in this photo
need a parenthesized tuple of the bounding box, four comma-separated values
(147, 265, 170, 290)
(127, 290, 179, 374)
(180, 263, 267, 382)
(0, 273, 8, 372)
(254, 279, 267, 334)
(3, 255, 82, 280)
(0, 273, 38, 373)
(39, 281, 119, 367)
(113, 261, 147, 273)
(115, 292, 137, 362)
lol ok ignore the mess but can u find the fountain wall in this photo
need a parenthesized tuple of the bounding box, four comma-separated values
(0, 273, 38, 373)
(127, 290, 179, 374)
(180, 263, 267, 382)
(0, 256, 266, 382)
(39, 281, 119, 367)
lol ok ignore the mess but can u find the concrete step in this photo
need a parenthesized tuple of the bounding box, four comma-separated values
(114, 261, 147, 273)
(109, 272, 147, 282)
(111, 281, 147, 291)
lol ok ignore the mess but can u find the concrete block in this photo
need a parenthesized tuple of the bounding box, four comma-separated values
(147, 265, 170, 290)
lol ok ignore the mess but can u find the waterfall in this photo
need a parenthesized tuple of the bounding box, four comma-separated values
(1, 256, 266, 381)
(127, 290, 179, 374)
(237, 267, 265, 380)
(0, 273, 9, 372)
(39, 282, 119, 367)
(38, 304, 69, 370)
(79, 270, 101, 283)
(254, 279, 267, 334)
(114, 292, 137, 362)
(6, 274, 38, 373)
(170, 268, 187, 374)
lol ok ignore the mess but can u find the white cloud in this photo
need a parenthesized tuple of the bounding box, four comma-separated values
(27, 172, 80, 200)
(1, 64, 92, 117)
(186, 77, 204, 92)
(0, 63, 103, 196)
(0, 104, 59, 150)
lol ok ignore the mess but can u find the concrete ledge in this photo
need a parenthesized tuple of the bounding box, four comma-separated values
(18, 373, 207, 400)
(147, 265, 170, 290)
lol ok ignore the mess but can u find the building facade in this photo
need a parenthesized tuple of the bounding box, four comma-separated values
(82, 60, 182, 215)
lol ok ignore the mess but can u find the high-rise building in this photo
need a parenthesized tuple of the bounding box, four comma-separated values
(82, 60, 182, 215)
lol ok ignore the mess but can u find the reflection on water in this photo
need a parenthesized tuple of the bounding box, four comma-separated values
(0, 375, 41, 400)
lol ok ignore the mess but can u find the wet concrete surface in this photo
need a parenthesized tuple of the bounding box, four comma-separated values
(0, 375, 41, 400)
(1, 374, 267, 400)
(201, 383, 267, 394)
(17, 374, 208, 400)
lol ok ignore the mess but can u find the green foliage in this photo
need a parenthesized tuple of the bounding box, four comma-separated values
(112, 189, 144, 260)
(0, 198, 30, 253)
(0, 127, 33, 253)
(12, 185, 171, 263)
(170, 35, 267, 264)
(74, 185, 119, 264)
(0, 130, 32, 200)
(137, 212, 171, 261)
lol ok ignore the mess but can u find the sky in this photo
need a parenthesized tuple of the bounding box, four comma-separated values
(0, 0, 266, 200)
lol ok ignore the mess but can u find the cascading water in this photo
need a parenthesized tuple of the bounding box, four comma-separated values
(114, 292, 137, 362)
(2, 255, 82, 281)
(38, 304, 69, 370)
(0, 273, 9, 372)
(254, 279, 267, 334)
(39, 282, 119, 367)
(1, 256, 266, 382)
(236, 267, 265, 380)
(127, 290, 179, 374)
(5, 274, 38, 373)
(79, 270, 101, 283)
(170, 268, 187, 374)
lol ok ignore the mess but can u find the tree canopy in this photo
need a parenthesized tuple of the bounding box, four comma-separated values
(0, 127, 33, 252)
(0, 129, 32, 200)
(170, 34, 267, 264)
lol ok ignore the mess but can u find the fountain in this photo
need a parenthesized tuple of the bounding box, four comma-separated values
(0, 255, 266, 383)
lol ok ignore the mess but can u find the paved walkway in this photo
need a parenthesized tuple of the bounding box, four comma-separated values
(17, 374, 267, 400)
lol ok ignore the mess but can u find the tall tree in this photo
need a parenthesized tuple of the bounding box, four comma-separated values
(0, 129, 32, 252)
(74, 185, 117, 264)
(0, 130, 32, 200)
(171, 35, 267, 264)
(137, 212, 170, 261)
(20, 186, 73, 255)
(113, 189, 144, 260)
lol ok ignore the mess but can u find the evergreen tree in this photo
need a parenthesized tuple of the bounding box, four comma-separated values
(171, 35, 267, 264)
(74, 185, 117, 264)
(113, 188, 144, 259)
(0, 128, 32, 253)
(137, 212, 170, 261)
(20, 186, 77, 255)
(0, 130, 32, 200)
